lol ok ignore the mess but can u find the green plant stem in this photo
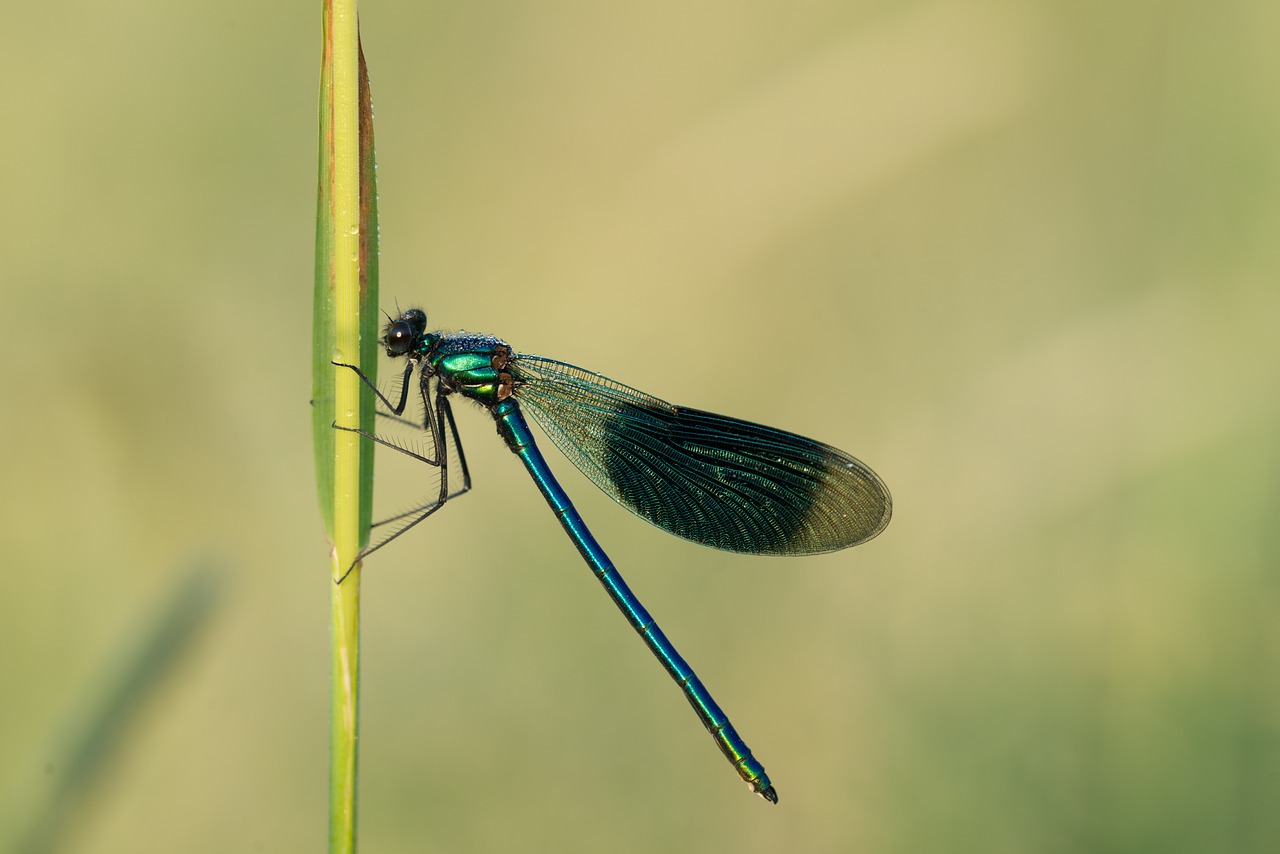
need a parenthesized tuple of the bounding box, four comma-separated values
(329, 569, 361, 853)
(315, 0, 371, 851)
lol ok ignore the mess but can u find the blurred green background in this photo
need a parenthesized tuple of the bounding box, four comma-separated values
(2, 1, 1276, 851)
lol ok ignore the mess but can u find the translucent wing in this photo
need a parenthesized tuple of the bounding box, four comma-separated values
(511, 355, 891, 556)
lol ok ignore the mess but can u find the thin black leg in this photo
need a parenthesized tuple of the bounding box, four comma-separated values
(331, 381, 465, 583)
(370, 396, 471, 527)
(333, 359, 414, 416)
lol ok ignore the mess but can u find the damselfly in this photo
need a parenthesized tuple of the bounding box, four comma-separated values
(334, 308, 891, 802)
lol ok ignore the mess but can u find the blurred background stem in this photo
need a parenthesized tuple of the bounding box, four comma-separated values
(5, 565, 222, 854)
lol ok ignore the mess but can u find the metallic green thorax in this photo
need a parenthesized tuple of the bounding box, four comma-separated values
(419, 332, 518, 408)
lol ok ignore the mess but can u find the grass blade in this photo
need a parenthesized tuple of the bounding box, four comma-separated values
(312, 1, 379, 850)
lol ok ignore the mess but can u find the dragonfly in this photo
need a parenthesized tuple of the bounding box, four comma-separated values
(333, 308, 892, 803)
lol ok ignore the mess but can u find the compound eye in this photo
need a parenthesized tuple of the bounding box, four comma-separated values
(384, 320, 416, 356)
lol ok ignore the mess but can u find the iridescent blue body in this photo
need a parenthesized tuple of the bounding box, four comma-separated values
(336, 308, 893, 803)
